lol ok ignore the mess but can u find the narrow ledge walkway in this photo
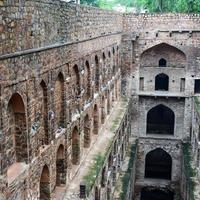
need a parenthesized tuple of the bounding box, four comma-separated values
(59, 99, 128, 200)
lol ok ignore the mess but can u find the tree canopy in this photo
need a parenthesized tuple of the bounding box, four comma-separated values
(80, 0, 200, 13)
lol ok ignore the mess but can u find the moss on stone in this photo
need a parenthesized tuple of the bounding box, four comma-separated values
(120, 141, 137, 200)
(183, 142, 196, 200)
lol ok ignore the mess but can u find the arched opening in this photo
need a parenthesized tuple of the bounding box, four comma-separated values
(107, 92, 110, 115)
(101, 167, 106, 187)
(84, 114, 91, 148)
(8, 93, 28, 163)
(56, 145, 66, 186)
(95, 56, 100, 92)
(159, 58, 167, 67)
(145, 148, 172, 180)
(102, 53, 106, 85)
(40, 80, 49, 145)
(155, 73, 169, 91)
(93, 105, 99, 135)
(73, 65, 81, 96)
(101, 96, 105, 124)
(40, 165, 50, 200)
(54, 73, 65, 128)
(95, 187, 100, 200)
(195, 79, 200, 93)
(107, 181, 111, 200)
(72, 127, 80, 165)
(140, 43, 186, 68)
(147, 104, 175, 135)
(85, 61, 91, 100)
(141, 188, 174, 200)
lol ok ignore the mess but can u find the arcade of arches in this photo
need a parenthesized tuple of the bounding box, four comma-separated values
(1, 2, 200, 200)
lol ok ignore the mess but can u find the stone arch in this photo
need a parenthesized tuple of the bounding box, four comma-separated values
(141, 187, 174, 200)
(101, 95, 105, 124)
(54, 73, 65, 128)
(155, 73, 169, 91)
(145, 148, 172, 180)
(95, 55, 100, 92)
(112, 47, 115, 55)
(56, 144, 66, 186)
(159, 58, 167, 67)
(93, 104, 99, 135)
(7, 93, 28, 164)
(40, 80, 49, 145)
(101, 166, 106, 187)
(108, 51, 111, 58)
(40, 165, 50, 200)
(107, 92, 110, 115)
(147, 104, 175, 135)
(107, 180, 111, 200)
(85, 61, 91, 100)
(73, 64, 81, 96)
(102, 53, 106, 85)
(140, 43, 186, 68)
(84, 114, 91, 148)
(95, 186, 100, 200)
(72, 126, 80, 165)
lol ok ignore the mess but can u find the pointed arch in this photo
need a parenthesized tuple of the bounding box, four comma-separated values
(85, 61, 91, 100)
(155, 73, 169, 91)
(145, 148, 172, 180)
(7, 93, 28, 163)
(107, 91, 110, 115)
(141, 43, 186, 68)
(147, 104, 175, 135)
(40, 165, 50, 200)
(40, 80, 49, 144)
(101, 96, 105, 124)
(95, 55, 100, 92)
(54, 73, 65, 128)
(72, 126, 80, 165)
(56, 144, 66, 186)
(84, 114, 91, 148)
(93, 104, 99, 135)
(159, 58, 167, 67)
(73, 65, 81, 96)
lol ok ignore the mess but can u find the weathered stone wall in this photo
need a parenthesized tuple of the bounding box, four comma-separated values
(121, 13, 200, 200)
(0, 0, 123, 199)
(134, 138, 182, 200)
(0, 0, 123, 55)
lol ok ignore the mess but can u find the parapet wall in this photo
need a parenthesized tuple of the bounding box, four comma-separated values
(0, 0, 123, 55)
(123, 13, 200, 32)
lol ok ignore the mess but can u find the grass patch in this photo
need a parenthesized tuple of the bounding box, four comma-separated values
(83, 154, 105, 194)
(194, 96, 200, 115)
(183, 142, 196, 200)
(110, 98, 129, 132)
(120, 141, 137, 200)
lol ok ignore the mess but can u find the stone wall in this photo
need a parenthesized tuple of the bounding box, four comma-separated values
(0, 0, 123, 55)
(0, 0, 124, 199)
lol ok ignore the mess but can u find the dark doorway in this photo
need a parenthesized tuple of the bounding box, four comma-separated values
(195, 79, 200, 93)
(147, 104, 174, 135)
(40, 165, 50, 200)
(141, 188, 174, 200)
(159, 58, 167, 67)
(56, 145, 66, 186)
(155, 73, 169, 91)
(145, 148, 172, 180)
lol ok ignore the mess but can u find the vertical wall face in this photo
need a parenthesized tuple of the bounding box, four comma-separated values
(122, 13, 200, 200)
(2, 2, 200, 199)
(0, 1, 123, 199)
